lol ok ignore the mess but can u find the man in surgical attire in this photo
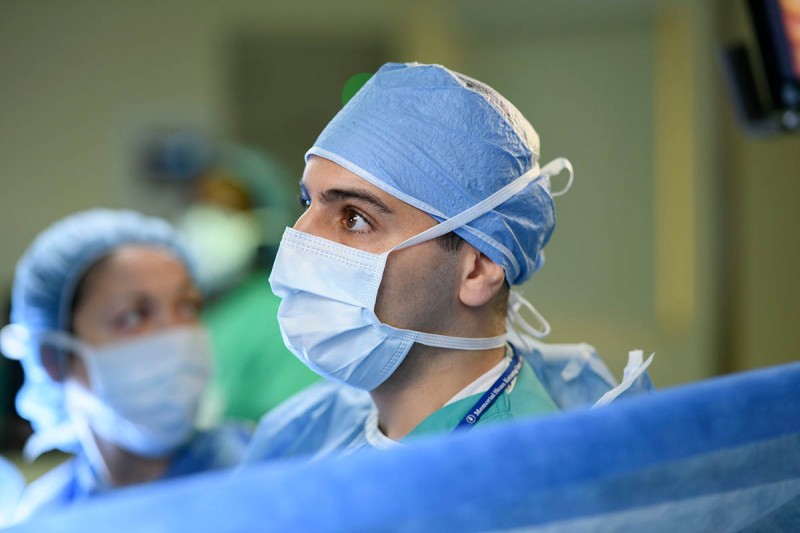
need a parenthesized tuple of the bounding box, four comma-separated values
(245, 62, 652, 461)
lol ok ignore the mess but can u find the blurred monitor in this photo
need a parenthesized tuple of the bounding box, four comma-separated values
(722, 0, 800, 136)
(748, 0, 800, 111)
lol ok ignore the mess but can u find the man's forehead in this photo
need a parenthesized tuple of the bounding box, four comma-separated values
(304, 156, 372, 186)
(302, 156, 405, 208)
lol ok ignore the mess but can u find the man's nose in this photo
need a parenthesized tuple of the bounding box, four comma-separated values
(293, 209, 312, 232)
(292, 207, 331, 240)
(291, 202, 337, 241)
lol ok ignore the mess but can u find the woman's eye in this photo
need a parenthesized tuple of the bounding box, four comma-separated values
(343, 208, 371, 232)
(115, 309, 145, 331)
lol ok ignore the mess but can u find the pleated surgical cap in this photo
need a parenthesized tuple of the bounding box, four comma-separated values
(306, 62, 557, 286)
(3, 209, 196, 453)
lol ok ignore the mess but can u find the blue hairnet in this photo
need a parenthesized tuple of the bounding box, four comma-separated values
(4, 208, 197, 455)
(306, 62, 556, 286)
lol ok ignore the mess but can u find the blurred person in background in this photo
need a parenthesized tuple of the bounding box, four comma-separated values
(0, 209, 249, 523)
(0, 289, 30, 528)
(168, 142, 320, 423)
(1, 290, 30, 451)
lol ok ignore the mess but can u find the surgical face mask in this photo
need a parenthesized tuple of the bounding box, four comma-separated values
(43, 325, 212, 458)
(177, 204, 262, 294)
(269, 158, 572, 391)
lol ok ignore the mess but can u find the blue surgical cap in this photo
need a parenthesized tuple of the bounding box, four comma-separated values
(4, 208, 196, 454)
(306, 62, 557, 286)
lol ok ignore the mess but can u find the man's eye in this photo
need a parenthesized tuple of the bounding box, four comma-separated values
(343, 208, 371, 232)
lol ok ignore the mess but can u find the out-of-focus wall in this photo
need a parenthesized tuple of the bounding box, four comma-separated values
(0, 1, 228, 286)
(0, 0, 411, 287)
(461, 5, 662, 376)
(735, 137, 800, 369)
(457, 0, 726, 386)
(721, 2, 800, 372)
(0, 0, 796, 388)
(735, 136, 800, 369)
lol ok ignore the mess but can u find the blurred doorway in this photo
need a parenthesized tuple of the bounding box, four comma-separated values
(230, 33, 389, 181)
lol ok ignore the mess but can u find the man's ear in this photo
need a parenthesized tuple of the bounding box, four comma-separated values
(458, 245, 506, 308)
(40, 346, 67, 383)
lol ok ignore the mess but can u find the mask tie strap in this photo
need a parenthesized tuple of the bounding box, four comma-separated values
(506, 291, 551, 339)
(1, 325, 91, 378)
(380, 324, 507, 350)
(392, 163, 541, 251)
(592, 350, 655, 408)
(66, 399, 113, 484)
(543, 157, 574, 197)
(37, 330, 93, 380)
(0, 324, 29, 360)
(37, 330, 89, 352)
(22, 422, 78, 462)
(392, 156, 574, 254)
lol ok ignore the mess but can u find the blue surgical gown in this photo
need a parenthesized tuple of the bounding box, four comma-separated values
(0, 456, 24, 527)
(11, 425, 250, 524)
(244, 340, 652, 464)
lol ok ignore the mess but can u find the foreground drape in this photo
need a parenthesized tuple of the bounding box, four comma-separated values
(8, 362, 799, 532)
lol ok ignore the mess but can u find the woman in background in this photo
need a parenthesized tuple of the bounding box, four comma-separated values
(1, 209, 249, 523)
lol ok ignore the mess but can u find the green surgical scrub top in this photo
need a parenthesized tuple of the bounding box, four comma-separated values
(406, 359, 559, 440)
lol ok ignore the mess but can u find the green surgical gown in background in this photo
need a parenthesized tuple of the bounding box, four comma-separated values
(202, 272, 319, 422)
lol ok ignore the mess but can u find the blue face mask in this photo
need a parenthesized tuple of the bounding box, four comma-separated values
(268, 158, 572, 391)
(12, 325, 212, 464)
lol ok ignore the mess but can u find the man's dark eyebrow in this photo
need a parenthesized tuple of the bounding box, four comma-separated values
(318, 187, 393, 214)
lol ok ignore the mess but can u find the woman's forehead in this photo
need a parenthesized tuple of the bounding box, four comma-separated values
(81, 245, 193, 297)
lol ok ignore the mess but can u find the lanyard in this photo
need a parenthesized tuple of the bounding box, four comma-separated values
(453, 347, 523, 432)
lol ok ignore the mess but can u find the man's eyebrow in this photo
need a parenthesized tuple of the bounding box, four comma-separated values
(318, 187, 393, 214)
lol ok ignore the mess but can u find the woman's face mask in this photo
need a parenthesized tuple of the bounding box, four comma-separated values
(45, 325, 213, 458)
